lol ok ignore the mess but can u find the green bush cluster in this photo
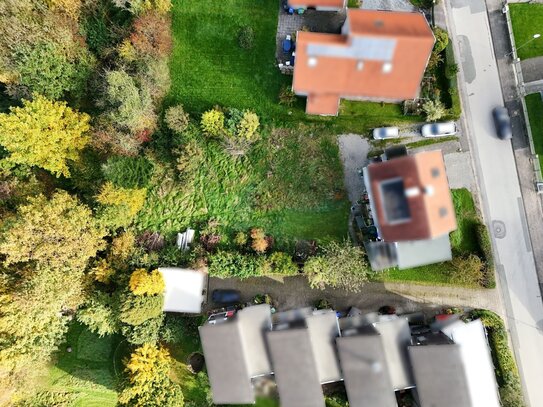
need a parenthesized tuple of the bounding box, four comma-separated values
(208, 251, 264, 279)
(469, 310, 525, 407)
(444, 43, 462, 120)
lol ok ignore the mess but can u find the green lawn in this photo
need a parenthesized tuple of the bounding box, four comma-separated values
(525, 93, 543, 172)
(169, 0, 421, 133)
(509, 4, 543, 60)
(31, 323, 124, 407)
(376, 189, 485, 286)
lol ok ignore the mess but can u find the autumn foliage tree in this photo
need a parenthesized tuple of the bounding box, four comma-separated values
(96, 181, 147, 229)
(0, 95, 90, 177)
(129, 269, 165, 296)
(119, 343, 183, 407)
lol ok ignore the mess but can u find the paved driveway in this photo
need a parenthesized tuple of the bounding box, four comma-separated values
(447, 0, 543, 404)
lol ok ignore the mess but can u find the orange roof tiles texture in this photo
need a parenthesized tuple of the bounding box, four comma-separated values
(288, 0, 346, 8)
(292, 10, 434, 115)
(367, 150, 456, 242)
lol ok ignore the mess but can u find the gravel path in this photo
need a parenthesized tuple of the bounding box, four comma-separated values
(338, 134, 369, 204)
(208, 276, 504, 317)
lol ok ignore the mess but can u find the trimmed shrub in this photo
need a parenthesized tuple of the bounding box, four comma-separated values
(433, 27, 449, 54)
(164, 104, 190, 134)
(201, 109, 225, 137)
(422, 99, 447, 121)
(268, 252, 298, 275)
(238, 26, 255, 50)
(208, 251, 263, 279)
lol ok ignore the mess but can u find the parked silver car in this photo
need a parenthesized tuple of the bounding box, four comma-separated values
(372, 127, 399, 140)
(421, 121, 457, 138)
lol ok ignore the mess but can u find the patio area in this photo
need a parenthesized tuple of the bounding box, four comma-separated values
(275, 3, 346, 71)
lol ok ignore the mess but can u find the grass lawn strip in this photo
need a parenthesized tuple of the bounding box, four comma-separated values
(509, 4, 543, 60)
(525, 93, 543, 172)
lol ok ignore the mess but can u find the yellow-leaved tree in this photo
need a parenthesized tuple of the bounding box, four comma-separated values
(129, 269, 165, 296)
(119, 343, 183, 406)
(0, 94, 90, 177)
(96, 182, 147, 229)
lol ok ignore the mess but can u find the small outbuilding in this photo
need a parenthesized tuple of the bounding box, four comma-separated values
(159, 267, 206, 314)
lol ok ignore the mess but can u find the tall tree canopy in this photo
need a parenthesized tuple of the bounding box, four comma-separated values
(0, 190, 105, 270)
(0, 95, 90, 177)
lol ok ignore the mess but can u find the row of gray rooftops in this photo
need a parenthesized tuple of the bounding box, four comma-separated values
(198, 304, 501, 407)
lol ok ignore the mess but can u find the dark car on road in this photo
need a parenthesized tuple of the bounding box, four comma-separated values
(492, 107, 513, 140)
(212, 289, 241, 305)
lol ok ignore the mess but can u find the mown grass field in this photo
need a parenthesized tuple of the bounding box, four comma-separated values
(525, 93, 543, 172)
(168, 0, 421, 132)
(37, 323, 123, 407)
(376, 188, 485, 286)
(509, 4, 543, 60)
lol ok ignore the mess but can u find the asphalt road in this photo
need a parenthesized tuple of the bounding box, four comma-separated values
(447, 0, 543, 405)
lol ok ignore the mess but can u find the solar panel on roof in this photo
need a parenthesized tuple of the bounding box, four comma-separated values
(306, 37, 396, 62)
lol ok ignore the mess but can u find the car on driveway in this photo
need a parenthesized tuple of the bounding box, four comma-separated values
(212, 289, 241, 305)
(372, 126, 399, 140)
(492, 107, 512, 140)
(421, 121, 457, 137)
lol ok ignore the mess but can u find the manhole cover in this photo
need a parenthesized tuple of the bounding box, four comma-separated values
(492, 220, 506, 239)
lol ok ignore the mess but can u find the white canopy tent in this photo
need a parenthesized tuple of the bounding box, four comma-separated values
(159, 267, 206, 314)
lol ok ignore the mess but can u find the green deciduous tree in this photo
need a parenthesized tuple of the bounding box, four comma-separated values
(304, 241, 370, 292)
(0, 191, 105, 270)
(14, 41, 94, 100)
(96, 181, 147, 229)
(164, 105, 190, 134)
(0, 95, 90, 177)
(119, 292, 163, 326)
(102, 70, 157, 134)
(119, 343, 183, 407)
(77, 291, 121, 337)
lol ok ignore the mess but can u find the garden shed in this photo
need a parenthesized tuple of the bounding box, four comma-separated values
(159, 267, 207, 314)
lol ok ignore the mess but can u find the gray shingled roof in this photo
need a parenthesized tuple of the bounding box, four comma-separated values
(408, 344, 472, 407)
(199, 322, 254, 405)
(373, 317, 414, 390)
(337, 328, 398, 407)
(306, 311, 342, 383)
(267, 327, 325, 407)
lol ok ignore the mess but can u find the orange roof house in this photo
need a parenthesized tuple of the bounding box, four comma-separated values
(292, 9, 435, 115)
(288, 0, 346, 10)
(364, 150, 457, 242)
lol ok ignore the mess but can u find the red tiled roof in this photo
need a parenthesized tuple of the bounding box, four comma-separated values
(292, 10, 434, 115)
(367, 150, 457, 242)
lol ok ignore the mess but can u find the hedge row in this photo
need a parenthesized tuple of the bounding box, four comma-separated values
(475, 222, 496, 288)
(469, 310, 525, 407)
(444, 43, 462, 120)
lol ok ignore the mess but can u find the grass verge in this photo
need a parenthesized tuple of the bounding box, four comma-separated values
(509, 4, 543, 60)
(525, 93, 543, 173)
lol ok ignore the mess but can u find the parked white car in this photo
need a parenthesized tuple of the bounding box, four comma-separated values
(372, 127, 399, 140)
(421, 121, 457, 137)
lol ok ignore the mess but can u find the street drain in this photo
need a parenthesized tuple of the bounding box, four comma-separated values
(492, 220, 506, 239)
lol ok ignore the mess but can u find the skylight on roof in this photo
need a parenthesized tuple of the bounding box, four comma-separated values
(379, 178, 411, 224)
